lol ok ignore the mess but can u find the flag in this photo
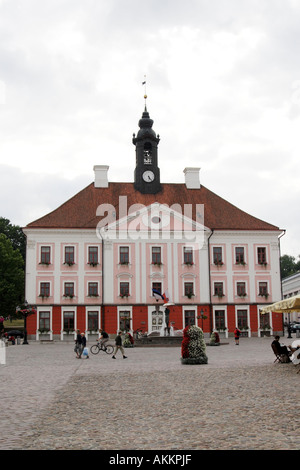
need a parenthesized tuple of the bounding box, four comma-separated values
(152, 288, 164, 300)
(152, 289, 169, 302)
(163, 289, 170, 303)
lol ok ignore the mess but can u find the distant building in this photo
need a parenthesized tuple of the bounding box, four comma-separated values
(282, 272, 300, 322)
(23, 104, 284, 340)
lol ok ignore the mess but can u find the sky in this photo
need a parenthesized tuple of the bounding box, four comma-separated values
(0, 0, 299, 258)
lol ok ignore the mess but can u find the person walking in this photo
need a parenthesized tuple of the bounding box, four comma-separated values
(81, 332, 89, 359)
(75, 329, 83, 358)
(234, 327, 241, 345)
(112, 331, 127, 359)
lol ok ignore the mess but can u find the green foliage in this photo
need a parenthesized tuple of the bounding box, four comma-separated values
(0, 233, 24, 317)
(280, 254, 300, 279)
(0, 217, 26, 261)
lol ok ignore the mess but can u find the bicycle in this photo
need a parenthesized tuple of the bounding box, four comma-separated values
(90, 341, 114, 355)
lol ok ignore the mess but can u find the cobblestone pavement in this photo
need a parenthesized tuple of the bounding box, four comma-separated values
(0, 337, 299, 451)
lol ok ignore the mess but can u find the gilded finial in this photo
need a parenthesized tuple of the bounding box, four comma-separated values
(142, 75, 147, 104)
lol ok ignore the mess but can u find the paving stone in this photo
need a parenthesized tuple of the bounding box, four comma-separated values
(0, 337, 299, 450)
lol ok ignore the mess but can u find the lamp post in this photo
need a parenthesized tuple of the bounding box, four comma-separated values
(197, 308, 207, 331)
(287, 312, 292, 339)
(16, 301, 36, 345)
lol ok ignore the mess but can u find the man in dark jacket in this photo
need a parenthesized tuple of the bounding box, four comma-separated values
(112, 331, 127, 359)
(75, 329, 82, 358)
(272, 336, 291, 361)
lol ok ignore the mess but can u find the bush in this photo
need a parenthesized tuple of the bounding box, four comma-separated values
(123, 332, 134, 348)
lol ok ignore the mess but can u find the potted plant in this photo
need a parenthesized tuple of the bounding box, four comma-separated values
(181, 325, 208, 365)
(209, 331, 220, 346)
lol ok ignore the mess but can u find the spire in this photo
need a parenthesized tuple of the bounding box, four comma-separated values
(132, 78, 160, 144)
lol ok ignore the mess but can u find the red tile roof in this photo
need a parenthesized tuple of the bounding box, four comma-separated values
(25, 182, 279, 231)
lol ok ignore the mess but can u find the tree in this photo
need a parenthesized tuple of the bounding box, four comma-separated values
(0, 234, 24, 317)
(0, 217, 26, 262)
(280, 254, 300, 279)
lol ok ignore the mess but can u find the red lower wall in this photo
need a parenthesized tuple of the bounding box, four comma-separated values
(26, 304, 283, 337)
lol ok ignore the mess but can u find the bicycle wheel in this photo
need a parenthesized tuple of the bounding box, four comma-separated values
(104, 344, 114, 355)
(90, 344, 100, 355)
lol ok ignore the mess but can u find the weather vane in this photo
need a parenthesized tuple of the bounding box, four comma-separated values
(142, 75, 147, 105)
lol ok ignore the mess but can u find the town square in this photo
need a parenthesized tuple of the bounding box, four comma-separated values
(1, 336, 299, 451)
(1, 0, 300, 457)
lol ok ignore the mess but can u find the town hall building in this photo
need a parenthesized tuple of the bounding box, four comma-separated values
(23, 103, 284, 341)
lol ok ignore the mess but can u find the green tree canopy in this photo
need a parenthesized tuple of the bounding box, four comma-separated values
(0, 217, 26, 261)
(280, 254, 300, 279)
(0, 233, 24, 317)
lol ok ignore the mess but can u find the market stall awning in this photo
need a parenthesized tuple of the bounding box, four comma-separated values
(260, 295, 300, 314)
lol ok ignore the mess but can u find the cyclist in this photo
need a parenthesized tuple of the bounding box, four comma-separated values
(98, 329, 109, 350)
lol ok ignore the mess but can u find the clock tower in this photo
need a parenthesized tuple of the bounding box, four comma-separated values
(133, 104, 162, 194)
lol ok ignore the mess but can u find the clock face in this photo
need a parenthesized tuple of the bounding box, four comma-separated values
(142, 170, 155, 182)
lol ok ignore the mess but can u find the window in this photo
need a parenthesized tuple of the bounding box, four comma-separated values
(184, 310, 195, 327)
(237, 309, 248, 329)
(237, 282, 246, 296)
(88, 247, 98, 265)
(215, 310, 226, 330)
(64, 282, 74, 298)
(152, 282, 162, 296)
(41, 246, 51, 264)
(184, 282, 194, 298)
(63, 311, 74, 331)
(88, 311, 99, 331)
(152, 247, 161, 265)
(259, 282, 268, 297)
(39, 311, 50, 331)
(235, 247, 245, 264)
(257, 247, 267, 265)
(120, 282, 129, 297)
(65, 246, 75, 265)
(260, 312, 270, 329)
(184, 247, 193, 265)
(88, 282, 98, 297)
(214, 282, 224, 297)
(40, 282, 50, 297)
(119, 311, 131, 331)
(120, 246, 129, 264)
(213, 247, 223, 265)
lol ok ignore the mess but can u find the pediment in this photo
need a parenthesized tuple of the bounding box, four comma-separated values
(97, 202, 208, 244)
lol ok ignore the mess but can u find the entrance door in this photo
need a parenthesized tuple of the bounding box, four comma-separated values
(151, 305, 163, 333)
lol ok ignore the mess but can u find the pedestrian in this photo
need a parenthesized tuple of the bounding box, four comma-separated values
(74, 329, 82, 358)
(112, 331, 127, 359)
(81, 332, 89, 359)
(234, 327, 241, 345)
